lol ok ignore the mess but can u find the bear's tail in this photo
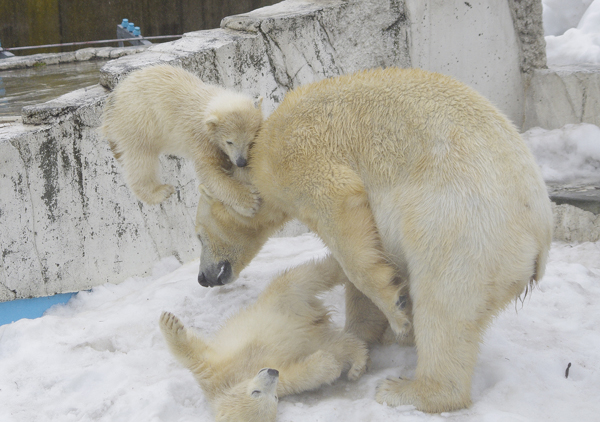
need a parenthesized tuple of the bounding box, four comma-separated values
(532, 246, 549, 285)
(520, 241, 551, 303)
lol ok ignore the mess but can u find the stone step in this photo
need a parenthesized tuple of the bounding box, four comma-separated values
(549, 183, 600, 216)
(549, 183, 600, 243)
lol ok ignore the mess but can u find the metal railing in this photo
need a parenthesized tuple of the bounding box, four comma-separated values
(0, 20, 182, 57)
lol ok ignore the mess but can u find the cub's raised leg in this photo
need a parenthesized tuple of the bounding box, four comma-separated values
(159, 312, 208, 372)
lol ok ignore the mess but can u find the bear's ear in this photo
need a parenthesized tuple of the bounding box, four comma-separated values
(205, 115, 219, 131)
(254, 96, 263, 109)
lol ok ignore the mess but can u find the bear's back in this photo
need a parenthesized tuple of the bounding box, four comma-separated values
(255, 68, 541, 198)
(252, 68, 552, 296)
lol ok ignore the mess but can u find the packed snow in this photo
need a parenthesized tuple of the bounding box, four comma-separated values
(543, 0, 600, 66)
(1, 229, 599, 422)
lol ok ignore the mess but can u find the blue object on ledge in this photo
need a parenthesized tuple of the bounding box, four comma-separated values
(0, 292, 76, 326)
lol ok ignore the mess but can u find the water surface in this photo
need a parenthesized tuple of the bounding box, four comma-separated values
(0, 60, 107, 117)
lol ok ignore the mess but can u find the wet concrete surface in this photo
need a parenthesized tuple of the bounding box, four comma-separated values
(0, 60, 107, 117)
(548, 183, 600, 215)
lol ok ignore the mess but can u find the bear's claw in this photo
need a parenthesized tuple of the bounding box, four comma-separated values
(159, 311, 185, 337)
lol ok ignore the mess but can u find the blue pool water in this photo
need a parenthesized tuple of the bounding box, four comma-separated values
(0, 292, 76, 326)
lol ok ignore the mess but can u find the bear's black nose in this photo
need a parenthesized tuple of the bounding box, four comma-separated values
(198, 261, 231, 287)
(236, 157, 247, 167)
(198, 272, 212, 287)
(267, 369, 279, 377)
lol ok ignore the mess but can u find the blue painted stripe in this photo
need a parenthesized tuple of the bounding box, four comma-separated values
(0, 292, 76, 326)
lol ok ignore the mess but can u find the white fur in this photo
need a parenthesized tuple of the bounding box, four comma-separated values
(159, 256, 368, 421)
(101, 64, 262, 216)
(194, 68, 554, 412)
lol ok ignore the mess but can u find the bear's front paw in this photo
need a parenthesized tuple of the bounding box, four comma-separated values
(347, 355, 368, 381)
(141, 184, 175, 204)
(233, 189, 262, 217)
(375, 377, 414, 407)
(387, 308, 412, 338)
(159, 312, 186, 338)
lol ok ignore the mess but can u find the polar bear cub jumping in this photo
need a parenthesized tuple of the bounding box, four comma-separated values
(101, 64, 263, 216)
(159, 256, 368, 422)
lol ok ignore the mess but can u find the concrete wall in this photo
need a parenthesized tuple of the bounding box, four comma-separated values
(0, 0, 547, 300)
(1, 86, 203, 300)
(405, 1, 525, 126)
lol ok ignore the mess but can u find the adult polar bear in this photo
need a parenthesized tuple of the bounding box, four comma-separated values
(194, 68, 553, 412)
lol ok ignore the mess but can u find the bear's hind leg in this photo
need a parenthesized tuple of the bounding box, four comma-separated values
(120, 148, 174, 204)
(375, 272, 488, 412)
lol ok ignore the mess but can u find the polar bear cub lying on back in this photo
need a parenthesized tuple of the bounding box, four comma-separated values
(101, 64, 262, 216)
(159, 256, 368, 422)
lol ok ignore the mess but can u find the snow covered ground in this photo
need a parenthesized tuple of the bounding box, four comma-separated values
(1, 2, 600, 421)
(1, 230, 599, 422)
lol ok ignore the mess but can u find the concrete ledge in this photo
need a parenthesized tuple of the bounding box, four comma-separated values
(549, 184, 600, 215)
(524, 65, 600, 130)
(548, 184, 600, 242)
(552, 203, 600, 243)
(21, 85, 109, 125)
(0, 45, 148, 71)
(221, 0, 341, 33)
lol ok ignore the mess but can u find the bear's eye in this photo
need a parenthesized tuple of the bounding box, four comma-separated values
(251, 390, 261, 397)
(226, 141, 233, 145)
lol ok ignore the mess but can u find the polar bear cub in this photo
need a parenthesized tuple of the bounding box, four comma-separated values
(101, 64, 262, 216)
(159, 256, 368, 422)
